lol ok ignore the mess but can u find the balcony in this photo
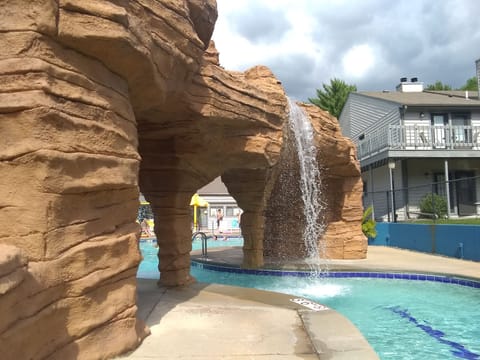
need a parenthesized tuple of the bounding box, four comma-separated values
(357, 124, 480, 161)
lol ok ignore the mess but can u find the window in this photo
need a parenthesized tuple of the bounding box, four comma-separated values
(226, 206, 240, 216)
(210, 207, 222, 217)
(430, 113, 448, 147)
(451, 113, 471, 144)
(433, 173, 447, 197)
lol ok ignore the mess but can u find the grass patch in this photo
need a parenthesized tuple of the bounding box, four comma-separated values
(405, 218, 480, 225)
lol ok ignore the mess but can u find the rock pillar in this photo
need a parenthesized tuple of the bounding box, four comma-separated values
(141, 191, 195, 287)
(0, 27, 147, 359)
(222, 169, 275, 268)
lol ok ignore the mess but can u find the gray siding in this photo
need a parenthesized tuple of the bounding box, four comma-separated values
(339, 98, 352, 137)
(339, 93, 402, 142)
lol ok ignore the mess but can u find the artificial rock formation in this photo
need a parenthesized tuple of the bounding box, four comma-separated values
(264, 104, 365, 261)
(0, 0, 365, 359)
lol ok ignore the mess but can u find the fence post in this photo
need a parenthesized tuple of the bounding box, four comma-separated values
(392, 183, 397, 223)
(431, 184, 436, 222)
(386, 191, 391, 222)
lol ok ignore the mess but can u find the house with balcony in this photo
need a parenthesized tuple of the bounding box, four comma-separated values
(339, 74, 480, 221)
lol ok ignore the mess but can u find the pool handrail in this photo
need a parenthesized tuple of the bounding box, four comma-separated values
(192, 231, 208, 257)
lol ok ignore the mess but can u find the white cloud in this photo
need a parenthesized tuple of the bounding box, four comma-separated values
(212, 0, 480, 100)
(341, 44, 376, 78)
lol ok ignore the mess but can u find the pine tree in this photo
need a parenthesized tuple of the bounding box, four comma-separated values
(308, 78, 357, 118)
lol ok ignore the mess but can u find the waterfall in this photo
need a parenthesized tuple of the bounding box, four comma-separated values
(287, 98, 327, 274)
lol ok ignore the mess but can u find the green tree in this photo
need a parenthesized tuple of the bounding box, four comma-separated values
(426, 81, 452, 90)
(459, 76, 478, 91)
(308, 78, 357, 118)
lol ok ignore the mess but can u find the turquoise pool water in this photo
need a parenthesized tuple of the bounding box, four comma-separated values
(137, 237, 243, 278)
(138, 241, 480, 360)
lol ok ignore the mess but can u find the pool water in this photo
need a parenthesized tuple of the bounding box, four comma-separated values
(138, 241, 480, 360)
(195, 269, 480, 360)
(137, 237, 243, 278)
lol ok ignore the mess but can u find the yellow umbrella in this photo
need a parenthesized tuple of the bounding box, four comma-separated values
(190, 193, 209, 231)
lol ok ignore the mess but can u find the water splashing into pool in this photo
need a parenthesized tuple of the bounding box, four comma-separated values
(287, 98, 327, 275)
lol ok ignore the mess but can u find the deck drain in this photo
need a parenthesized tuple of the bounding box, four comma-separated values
(290, 298, 329, 311)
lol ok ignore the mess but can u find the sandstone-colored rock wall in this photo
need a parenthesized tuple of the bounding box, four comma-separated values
(0, 17, 147, 359)
(305, 104, 366, 259)
(0, 0, 365, 359)
(0, 0, 217, 358)
(138, 43, 288, 281)
(264, 103, 366, 261)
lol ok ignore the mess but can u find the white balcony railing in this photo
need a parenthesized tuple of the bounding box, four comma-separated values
(357, 125, 480, 159)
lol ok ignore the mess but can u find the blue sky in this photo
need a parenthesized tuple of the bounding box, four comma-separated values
(212, 0, 480, 101)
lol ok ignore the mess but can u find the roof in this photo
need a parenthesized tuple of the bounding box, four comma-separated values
(197, 176, 229, 195)
(357, 90, 480, 107)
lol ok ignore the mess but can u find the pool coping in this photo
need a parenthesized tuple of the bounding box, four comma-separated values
(189, 244, 480, 279)
(190, 259, 480, 289)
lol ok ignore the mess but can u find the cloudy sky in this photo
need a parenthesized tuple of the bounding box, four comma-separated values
(212, 0, 480, 101)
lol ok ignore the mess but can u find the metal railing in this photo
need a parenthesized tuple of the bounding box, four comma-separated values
(192, 231, 208, 257)
(358, 125, 480, 159)
(363, 175, 480, 222)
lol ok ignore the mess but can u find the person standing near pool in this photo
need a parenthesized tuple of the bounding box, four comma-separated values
(216, 208, 223, 229)
(140, 218, 152, 237)
(216, 208, 227, 240)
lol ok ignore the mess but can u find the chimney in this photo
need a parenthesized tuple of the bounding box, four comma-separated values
(476, 59, 480, 99)
(396, 76, 424, 92)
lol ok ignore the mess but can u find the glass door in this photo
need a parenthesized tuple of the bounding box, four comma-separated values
(431, 114, 448, 148)
(451, 113, 470, 148)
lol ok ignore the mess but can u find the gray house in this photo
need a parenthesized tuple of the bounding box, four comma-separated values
(197, 177, 242, 232)
(339, 67, 480, 221)
(139, 177, 242, 234)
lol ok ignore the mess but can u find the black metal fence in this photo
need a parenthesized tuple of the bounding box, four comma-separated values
(363, 175, 480, 222)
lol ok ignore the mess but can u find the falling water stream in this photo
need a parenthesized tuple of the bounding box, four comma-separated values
(287, 98, 327, 274)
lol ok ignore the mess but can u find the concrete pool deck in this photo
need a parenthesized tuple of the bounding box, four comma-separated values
(120, 246, 480, 359)
(121, 280, 378, 359)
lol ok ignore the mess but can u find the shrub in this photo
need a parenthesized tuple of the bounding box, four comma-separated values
(419, 193, 448, 218)
(362, 206, 377, 238)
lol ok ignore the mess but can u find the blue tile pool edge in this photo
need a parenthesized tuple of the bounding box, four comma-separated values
(190, 260, 480, 289)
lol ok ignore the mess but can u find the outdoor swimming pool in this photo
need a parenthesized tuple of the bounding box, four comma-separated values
(138, 241, 480, 360)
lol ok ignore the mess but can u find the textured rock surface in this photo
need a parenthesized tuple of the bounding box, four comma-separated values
(264, 104, 365, 260)
(0, 0, 364, 359)
(0, 0, 213, 358)
(138, 48, 287, 284)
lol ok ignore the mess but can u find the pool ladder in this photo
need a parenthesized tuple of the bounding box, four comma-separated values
(192, 231, 208, 257)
